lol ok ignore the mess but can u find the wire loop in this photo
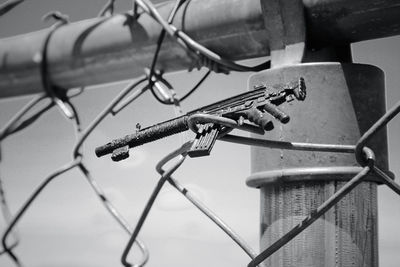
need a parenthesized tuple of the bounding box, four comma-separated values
(121, 142, 189, 267)
(134, 0, 270, 74)
(355, 100, 400, 166)
(98, 0, 116, 17)
(40, 11, 79, 123)
(135, 0, 211, 106)
(1, 76, 151, 266)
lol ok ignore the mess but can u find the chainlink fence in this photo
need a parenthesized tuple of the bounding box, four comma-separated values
(0, 1, 399, 267)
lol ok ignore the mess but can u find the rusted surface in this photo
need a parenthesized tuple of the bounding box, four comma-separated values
(1, 0, 400, 97)
(95, 78, 305, 160)
(95, 115, 189, 158)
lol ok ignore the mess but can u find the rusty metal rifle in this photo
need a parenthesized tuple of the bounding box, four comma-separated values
(95, 78, 306, 161)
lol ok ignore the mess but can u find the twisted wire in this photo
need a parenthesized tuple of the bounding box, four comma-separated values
(0, 0, 24, 16)
(130, 0, 211, 107)
(0, 8, 180, 262)
(162, 172, 258, 260)
(0, 147, 19, 257)
(146, 0, 186, 104)
(0, 82, 79, 264)
(0, 94, 52, 265)
(98, 0, 116, 17)
(120, 79, 188, 265)
(134, 0, 270, 73)
(40, 11, 80, 125)
(121, 142, 190, 267)
(120, 90, 260, 266)
(2, 158, 81, 266)
(70, 77, 151, 266)
(1, 77, 151, 266)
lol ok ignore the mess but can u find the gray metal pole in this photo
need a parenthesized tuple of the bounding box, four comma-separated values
(1, 0, 400, 98)
(247, 46, 388, 265)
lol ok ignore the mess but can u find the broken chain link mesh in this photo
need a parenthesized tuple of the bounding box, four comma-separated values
(0, 1, 399, 267)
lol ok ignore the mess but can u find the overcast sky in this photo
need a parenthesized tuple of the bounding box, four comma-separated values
(0, 1, 400, 267)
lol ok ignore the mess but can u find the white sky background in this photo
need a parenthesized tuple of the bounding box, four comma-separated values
(0, 1, 399, 267)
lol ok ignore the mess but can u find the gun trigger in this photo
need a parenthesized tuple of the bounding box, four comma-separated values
(188, 123, 220, 158)
(111, 145, 130, 162)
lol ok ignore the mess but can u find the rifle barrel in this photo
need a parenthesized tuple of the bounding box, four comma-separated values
(95, 115, 189, 157)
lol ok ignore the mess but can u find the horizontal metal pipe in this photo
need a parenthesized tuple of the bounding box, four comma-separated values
(1, 0, 400, 98)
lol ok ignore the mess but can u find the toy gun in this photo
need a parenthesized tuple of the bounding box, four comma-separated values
(95, 78, 306, 161)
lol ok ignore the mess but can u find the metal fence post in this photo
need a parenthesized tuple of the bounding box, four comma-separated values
(247, 60, 388, 266)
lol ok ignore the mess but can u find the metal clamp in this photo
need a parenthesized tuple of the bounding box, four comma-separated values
(260, 0, 306, 67)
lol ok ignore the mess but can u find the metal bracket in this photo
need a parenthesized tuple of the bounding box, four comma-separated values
(260, 0, 306, 68)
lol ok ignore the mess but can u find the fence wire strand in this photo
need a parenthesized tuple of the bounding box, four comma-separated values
(121, 143, 189, 267)
(0, 0, 24, 16)
(248, 164, 373, 267)
(0, 94, 49, 141)
(2, 158, 81, 267)
(0, 94, 52, 264)
(134, 0, 270, 73)
(0, 149, 19, 257)
(1, 76, 151, 266)
(120, 70, 261, 266)
(98, 0, 116, 17)
(164, 174, 258, 261)
(245, 100, 400, 266)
